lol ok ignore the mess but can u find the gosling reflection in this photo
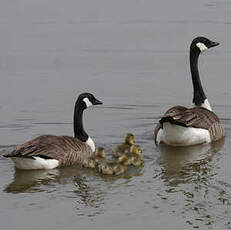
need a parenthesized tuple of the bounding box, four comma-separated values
(158, 138, 224, 186)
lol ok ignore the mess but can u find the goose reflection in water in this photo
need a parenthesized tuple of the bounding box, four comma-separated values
(4, 168, 60, 193)
(3, 160, 143, 207)
(4, 165, 104, 208)
(157, 138, 225, 187)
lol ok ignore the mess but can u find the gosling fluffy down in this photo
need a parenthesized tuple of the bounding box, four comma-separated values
(112, 133, 135, 158)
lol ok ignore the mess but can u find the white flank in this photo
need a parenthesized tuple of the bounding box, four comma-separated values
(156, 122, 211, 146)
(196, 42, 208, 52)
(83, 97, 93, 108)
(11, 157, 59, 170)
(86, 136, 95, 152)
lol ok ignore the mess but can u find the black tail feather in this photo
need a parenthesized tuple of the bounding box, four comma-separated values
(160, 116, 187, 127)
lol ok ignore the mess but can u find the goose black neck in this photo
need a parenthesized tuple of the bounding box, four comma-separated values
(73, 102, 88, 142)
(190, 48, 206, 106)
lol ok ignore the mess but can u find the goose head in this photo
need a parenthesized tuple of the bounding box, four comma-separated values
(190, 37, 219, 53)
(76, 92, 103, 110)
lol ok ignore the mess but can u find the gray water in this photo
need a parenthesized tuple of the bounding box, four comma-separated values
(1, 0, 231, 229)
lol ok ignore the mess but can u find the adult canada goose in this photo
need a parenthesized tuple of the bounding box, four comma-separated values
(154, 37, 224, 146)
(3, 93, 103, 170)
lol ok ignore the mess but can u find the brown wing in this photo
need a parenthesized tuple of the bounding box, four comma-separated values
(3, 135, 93, 166)
(162, 106, 189, 121)
(155, 106, 224, 142)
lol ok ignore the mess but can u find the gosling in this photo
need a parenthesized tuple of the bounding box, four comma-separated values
(98, 154, 129, 176)
(118, 144, 143, 167)
(82, 147, 107, 169)
(112, 133, 135, 158)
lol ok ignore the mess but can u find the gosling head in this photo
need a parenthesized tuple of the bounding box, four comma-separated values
(124, 133, 134, 145)
(96, 147, 106, 158)
(130, 145, 142, 157)
(118, 155, 129, 166)
(100, 164, 114, 175)
(190, 36, 219, 53)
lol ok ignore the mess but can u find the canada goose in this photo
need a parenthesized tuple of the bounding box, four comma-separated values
(112, 133, 135, 158)
(82, 147, 107, 169)
(130, 145, 143, 167)
(112, 160, 128, 175)
(97, 163, 114, 175)
(154, 37, 224, 146)
(94, 147, 107, 164)
(118, 144, 143, 167)
(3, 93, 103, 170)
(97, 153, 129, 176)
(82, 158, 96, 169)
(97, 162, 128, 176)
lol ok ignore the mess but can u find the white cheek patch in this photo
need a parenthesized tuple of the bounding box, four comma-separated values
(196, 42, 208, 52)
(83, 97, 93, 108)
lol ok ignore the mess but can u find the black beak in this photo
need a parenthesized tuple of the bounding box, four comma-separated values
(93, 98, 103, 105)
(209, 41, 219, 48)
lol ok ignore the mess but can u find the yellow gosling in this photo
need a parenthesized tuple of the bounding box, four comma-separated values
(97, 163, 114, 175)
(118, 144, 143, 167)
(82, 158, 96, 169)
(94, 147, 107, 164)
(82, 147, 107, 169)
(112, 133, 135, 158)
(97, 154, 129, 176)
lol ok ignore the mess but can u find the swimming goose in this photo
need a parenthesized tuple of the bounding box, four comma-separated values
(4, 93, 103, 170)
(154, 37, 224, 146)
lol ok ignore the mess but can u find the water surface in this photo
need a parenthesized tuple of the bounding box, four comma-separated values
(1, 0, 231, 229)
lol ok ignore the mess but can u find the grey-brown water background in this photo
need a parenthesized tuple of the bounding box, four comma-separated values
(1, 0, 231, 229)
